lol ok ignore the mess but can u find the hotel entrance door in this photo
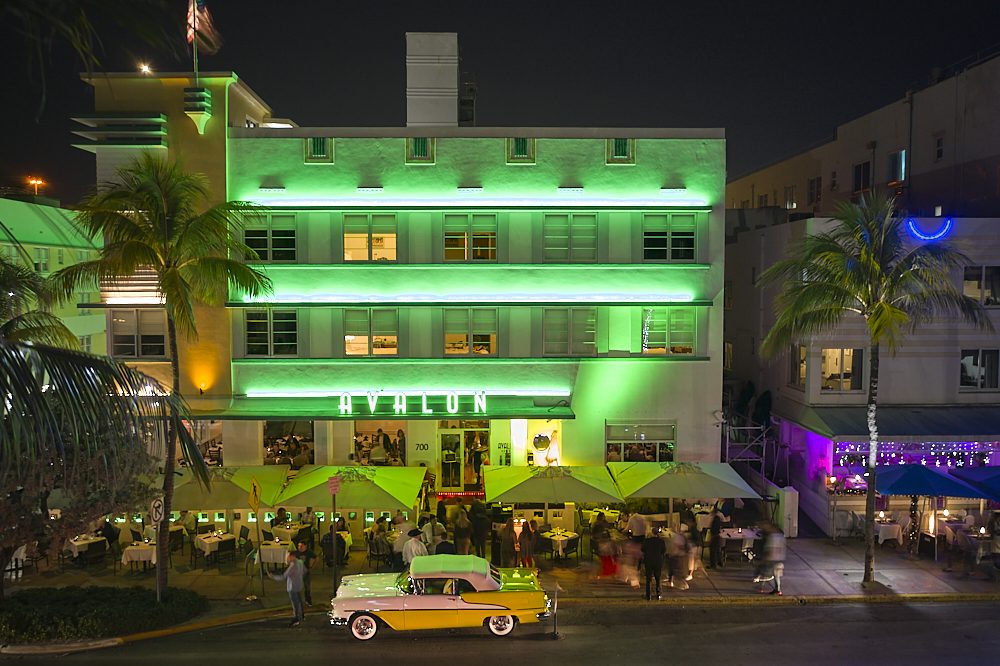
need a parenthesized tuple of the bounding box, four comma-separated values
(438, 420, 490, 492)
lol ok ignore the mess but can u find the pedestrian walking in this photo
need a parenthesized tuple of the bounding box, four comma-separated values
(757, 523, 786, 595)
(268, 552, 306, 626)
(641, 527, 667, 600)
(453, 510, 472, 555)
(518, 519, 537, 567)
(684, 519, 702, 581)
(294, 540, 318, 605)
(500, 519, 517, 567)
(667, 525, 687, 588)
(708, 509, 723, 568)
(471, 503, 490, 559)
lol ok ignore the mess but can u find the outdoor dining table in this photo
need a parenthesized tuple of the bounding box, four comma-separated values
(145, 524, 184, 541)
(272, 522, 309, 542)
(541, 530, 578, 557)
(719, 527, 761, 550)
(5, 545, 26, 576)
(875, 521, 903, 545)
(966, 536, 995, 564)
(340, 530, 354, 550)
(195, 532, 237, 557)
(943, 521, 970, 544)
(66, 535, 106, 557)
(256, 540, 293, 565)
(121, 542, 157, 567)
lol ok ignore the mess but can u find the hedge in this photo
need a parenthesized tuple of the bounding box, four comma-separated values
(0, 586, 210, 643)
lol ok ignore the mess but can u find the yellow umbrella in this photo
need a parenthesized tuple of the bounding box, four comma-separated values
(485, 466, 625, 504)
(277, 465, 425, 510)
(170, 465, 290, 510)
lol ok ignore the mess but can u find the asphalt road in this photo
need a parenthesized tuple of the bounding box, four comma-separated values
(12, 602, 1000, 665)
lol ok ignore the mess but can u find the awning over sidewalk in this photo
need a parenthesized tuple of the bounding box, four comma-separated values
(777, 404, 1000, 442)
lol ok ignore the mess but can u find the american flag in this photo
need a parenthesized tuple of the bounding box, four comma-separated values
(187, 0, 222, 55)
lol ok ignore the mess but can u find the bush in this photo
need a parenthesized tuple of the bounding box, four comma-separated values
(0, 586, 210, 643)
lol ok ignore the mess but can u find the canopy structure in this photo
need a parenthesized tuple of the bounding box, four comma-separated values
(608, 462, 761, 499)
(276, 465, 425, 510)
(949, 467, 1000, 501)
(485, 465, 624, 504)
(874, 464, 991, 498)
(170, 465, 289, 510)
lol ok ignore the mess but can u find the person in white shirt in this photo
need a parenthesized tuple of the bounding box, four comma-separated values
(626, 511, 647, 544)
(178, 510, 197, 535)
(402, 528, 428, 566)
(423, 517, 445, 555)
(301, 507, 317, 529)
(393, 516, 414, 570)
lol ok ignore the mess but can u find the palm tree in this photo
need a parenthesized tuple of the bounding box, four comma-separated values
(759, 191, 993, 584)
(53, 152, 272, 597)
(0, 251, 79, 348)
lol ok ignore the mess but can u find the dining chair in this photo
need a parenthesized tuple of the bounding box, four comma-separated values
(131, 529, 143, 542)
(239, 526, 253, 555)
(86, 540, 107, 567)
(563, 535, 581, 564)
(197, 523, 215, 535)
(537, 537, 554, 561)
(190, 542, 205, 568)
(262, 530, 274, 543)
(216, 538, 237, 566)
(965, 514, 977, 527)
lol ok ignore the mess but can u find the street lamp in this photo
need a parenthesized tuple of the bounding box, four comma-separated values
(27, 177, 43, 195)
(140, 64, 151, 76)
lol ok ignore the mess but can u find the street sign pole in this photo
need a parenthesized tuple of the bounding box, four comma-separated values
(150, 498, 164, 602)
(248, 477, 264, 600)
(328, 476, 341, 596)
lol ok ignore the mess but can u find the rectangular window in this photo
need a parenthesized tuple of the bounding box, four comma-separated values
(303, 137, 333, 163)
(807, 177, 822, 205)
(244, 215, 296, 262)
(111, 309, 166, 358)
(830, 171, 838, 192)
(506, 137, 535, 164)
(962, 266, 1000, 307)
(887, 149, 906, 183)
(543, 308, 596, 356)
(723, 281, 733, 310)
(33, 247, 49, 272)
(852, 161, 871, 193)
(78, 292, 91, 316)
(543, 214, 597, 262)
(790, 344, 806, 387)
(643, 214, 697, 262)
(406, 137, 435, 164)
(961, 349, 999, 389)
(78, 335, 92, 353)
(757, 194, 769, 207)
(641, 308, 695, 355)
(820, 348, 864, 391)
(310, 137, 328, 158)
(444, 308, 497, 356)
(444, 214, 497, 261)
(723, 341, 734, 371)
(513, 137, 529, 157)
(784, 185, 797, 209)
(245, 310, 298, 357)
(605, 423, 675, 463)
(343, 214, 397, 261)
(57, 249, 64, 265)
(77, 250, 89, 263)
(606, 138, 635, 164)
(344, 308, 398, 356)
(935, 135, 944, 162)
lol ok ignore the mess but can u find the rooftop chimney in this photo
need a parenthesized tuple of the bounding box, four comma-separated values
(405, 32, 459, 127)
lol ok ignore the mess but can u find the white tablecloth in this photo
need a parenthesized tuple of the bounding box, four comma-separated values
(67, 536, 106, 557)
(121, 543, 157, 565)
(943, 522, 969, 544)
(876, 522, 902, 545)
(271, 523, 309, 542)
(720, 528, 760, 550)
(541, 531, 578, 556)
(145, 524, 184, 541)
(256, 541, 293, 564)
(195, 533, 236, 555)
(6, 545, 26, 572)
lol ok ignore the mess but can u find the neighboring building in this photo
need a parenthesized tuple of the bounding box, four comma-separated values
(724, 51, 1000, 536)
(728, 49, 1000, 219)
(0, 196, 105, 352)
(71, 35, 726, 510)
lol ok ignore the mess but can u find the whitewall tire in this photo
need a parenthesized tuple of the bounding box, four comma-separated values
(349, 613, 378, 640)
(486, 614, 516, 636)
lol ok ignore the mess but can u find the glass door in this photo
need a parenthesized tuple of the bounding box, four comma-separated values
(438, 420, 490, 491)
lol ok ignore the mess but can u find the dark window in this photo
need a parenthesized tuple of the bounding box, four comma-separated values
(807, 177, 822, 205)
(852, 161, 871, 193)
(246, 310, 298, 357)
(412, 138, 428, 159)
(961, 349, 1000, 389)
(830, 171, 837, 192)
(543, 308, 596, 356)
(613, 138, 630, 159)
(935, 136, 944, 161)
(112, 309, 166, 358)
(543, 214, 597, 262)
(513, 138, 529, 158)
(309, 137, 328, 158)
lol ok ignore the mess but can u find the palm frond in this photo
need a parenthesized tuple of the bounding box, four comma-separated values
(1, 312, 81, 348)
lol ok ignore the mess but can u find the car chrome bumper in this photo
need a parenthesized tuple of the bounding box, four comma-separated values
(536, 597, 554, 620)
(329, 612, 348, 626)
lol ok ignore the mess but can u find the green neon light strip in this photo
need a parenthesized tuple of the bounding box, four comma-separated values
(251, 197, 709, 207)
(227, 299, 714, 308)
(246, 389, 572, 398)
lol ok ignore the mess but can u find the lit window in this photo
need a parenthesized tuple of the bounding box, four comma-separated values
(244, 215, 296, 262)
(444, 214, 497, 261)
(245, 310, 298, 357)
(820, 348, 864, 391)
(304, 137, 333, 163)
(345, 309, 398, 357)
(606, 424, 675, 463)
(784, 185, 797, 209)
(543, 308, 596, 356)
(641, 308, 694, 355)
(444, 309, 497, 356)
(112, 309, 166, 358)
(344, 214, 397, 261)
(962, 266, 1000, 307)
(543, 214, 597, 262)
(961, 349, 999, 390)
(606, 138, 635, 164)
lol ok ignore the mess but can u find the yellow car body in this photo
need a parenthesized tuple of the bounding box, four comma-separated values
(330, 554, 551, 636)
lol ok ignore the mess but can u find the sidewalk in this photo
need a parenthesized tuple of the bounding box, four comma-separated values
(4, 537, 998, 605)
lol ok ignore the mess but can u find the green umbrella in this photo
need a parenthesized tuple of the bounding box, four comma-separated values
(485, 465, 625, 504)
(608, 462, 761, 499)
(170, 465, 290, 510)
(276, 465, 425, 510)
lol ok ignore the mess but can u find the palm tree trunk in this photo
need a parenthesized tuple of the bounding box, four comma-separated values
(0, 545, 13, 601)
(156, 316, 181, 601)
(863, 343, 880, 583)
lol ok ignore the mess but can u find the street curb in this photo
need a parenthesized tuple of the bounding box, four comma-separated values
(558, 592, 1000, 607)
(0, 604, 326, 656)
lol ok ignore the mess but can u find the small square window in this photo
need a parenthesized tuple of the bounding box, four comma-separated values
(303, 137, 333, 164)
(506, 137, 535, 164)
(934, 135, 944, 162)
(406, 137, 435, 164)
(606, 138, 635, 165)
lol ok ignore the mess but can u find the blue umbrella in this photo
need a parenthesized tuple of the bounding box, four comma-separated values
(875, 464, 991, 498)
(949, 467, 1000, 502)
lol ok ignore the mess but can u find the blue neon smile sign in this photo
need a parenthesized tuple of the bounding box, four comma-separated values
(907, 218, 953, 241)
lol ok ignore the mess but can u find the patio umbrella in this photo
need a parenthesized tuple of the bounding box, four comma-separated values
(949, 467, 1000, 502)
(607, 462, 761, 499)
(485, 465, 624, 504)
(170, 465, 290, 510)
(276, 465, 425, 510)
(874, 464, 990, 498)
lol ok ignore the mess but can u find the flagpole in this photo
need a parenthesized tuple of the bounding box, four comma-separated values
(192, 0, 199, 87)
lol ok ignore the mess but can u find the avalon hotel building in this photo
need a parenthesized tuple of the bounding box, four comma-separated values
(72, 34, 726, 495)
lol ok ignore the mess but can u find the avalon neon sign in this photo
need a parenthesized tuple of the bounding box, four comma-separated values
(337, 391, 487, 416)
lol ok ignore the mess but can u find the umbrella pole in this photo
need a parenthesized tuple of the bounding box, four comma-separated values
(669, 498, 673, 527)
(333, 494, 339, 597)
(256, 514, 265, 598)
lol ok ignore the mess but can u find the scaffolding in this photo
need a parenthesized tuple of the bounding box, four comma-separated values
(724, 410, 771, 484)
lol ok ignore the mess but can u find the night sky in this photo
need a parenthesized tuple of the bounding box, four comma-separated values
(3, 0, 1000, 205)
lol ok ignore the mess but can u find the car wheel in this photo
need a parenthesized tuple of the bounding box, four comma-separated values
(486, 614, 516, 637)
(349, 613, 378, 640)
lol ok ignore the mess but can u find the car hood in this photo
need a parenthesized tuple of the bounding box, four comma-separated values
(336, 572, 402, 599)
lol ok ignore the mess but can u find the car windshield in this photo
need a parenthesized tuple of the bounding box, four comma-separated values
(395, 570, 413, 593)
(489, 564, 503, 587)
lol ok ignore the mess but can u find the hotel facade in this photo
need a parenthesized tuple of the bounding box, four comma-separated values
(73, 34, 727, 495)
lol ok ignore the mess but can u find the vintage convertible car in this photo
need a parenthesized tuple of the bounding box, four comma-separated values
(329, 554, 552, 640)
